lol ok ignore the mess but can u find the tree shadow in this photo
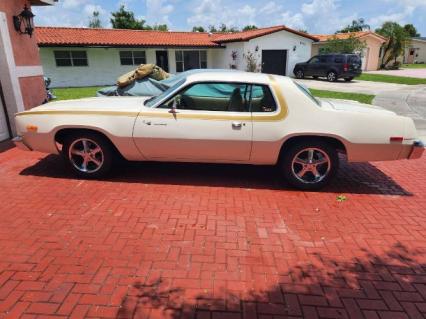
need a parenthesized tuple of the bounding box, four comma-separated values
(19, 154, 412, 196)
(116, 243, 426, 318)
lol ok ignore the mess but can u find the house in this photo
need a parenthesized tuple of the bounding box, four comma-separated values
(0, 0, 56, 141)
(404, 37, 426, 64)
(36, 25, 318, 88)
(311, 31, 387, 71)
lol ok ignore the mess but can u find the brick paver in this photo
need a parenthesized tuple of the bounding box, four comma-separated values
(0, 146, 425, 318)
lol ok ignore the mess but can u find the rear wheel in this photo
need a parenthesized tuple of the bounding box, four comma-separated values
(295, 69, 304, 79)
(312, 76, 318, 80)
(344, 77, 354, 82)
(327, 71, 338, 82)
(279, 140, 339, 190)
(63, 132, 113, 178)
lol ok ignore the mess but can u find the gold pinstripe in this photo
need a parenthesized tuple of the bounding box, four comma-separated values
(16, 75, 288, 122)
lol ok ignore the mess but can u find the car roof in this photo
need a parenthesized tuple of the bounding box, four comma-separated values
(184, 69, 272, 85)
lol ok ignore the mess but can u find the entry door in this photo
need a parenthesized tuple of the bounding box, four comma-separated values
(0, 86, 10, 142)
(133, 82, 252, 162)
(156, 51, 169, 72)
(262, 50, 287, 76)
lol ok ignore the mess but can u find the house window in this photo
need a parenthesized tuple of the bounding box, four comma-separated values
(175, 50, 207, 72)
(54, 51, 88, 67)
(120, 51, 146, 65)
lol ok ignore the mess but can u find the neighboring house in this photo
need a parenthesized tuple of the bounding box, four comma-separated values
(0, 0, 56, 141)
(311, 31, 387, 71)
(404, 37, 426, 64)
(36, 25, 318, 87)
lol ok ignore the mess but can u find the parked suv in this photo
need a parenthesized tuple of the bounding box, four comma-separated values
(293, 54, 362, 82)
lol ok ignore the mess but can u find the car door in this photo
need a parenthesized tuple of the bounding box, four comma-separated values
(305, 56, 320, 76)
(132, 82, 253, 162)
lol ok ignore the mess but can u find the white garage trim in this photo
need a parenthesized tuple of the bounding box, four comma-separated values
(16, 65, 44, 78)
(0, 11, 25, 118)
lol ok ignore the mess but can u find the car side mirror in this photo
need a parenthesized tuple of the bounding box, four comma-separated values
(169, 96, 180, 114)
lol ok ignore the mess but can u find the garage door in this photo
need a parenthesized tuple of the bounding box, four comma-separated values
(262, 50, 287, 76)
(0, 94, 9, 142)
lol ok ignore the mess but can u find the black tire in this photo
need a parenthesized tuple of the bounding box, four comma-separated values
(295, 69, 304, 79)
(62, 132, 113, 178)
(327, 71, 338, 82)
(279, 139, 339, 190)
(344, 77, 354, 82)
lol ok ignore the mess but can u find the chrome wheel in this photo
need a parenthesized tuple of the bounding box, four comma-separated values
(327, 72, 337, 82)
(291, 148, 331, 184)
(296, 70, 304, 79)
(68, 138, 104, 173)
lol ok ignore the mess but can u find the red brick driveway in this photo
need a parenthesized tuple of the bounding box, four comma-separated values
(0, 144, 425, 319)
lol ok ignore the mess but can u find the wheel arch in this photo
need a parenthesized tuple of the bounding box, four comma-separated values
(277, 134, 347, 164)
(54, 126, 124, 159)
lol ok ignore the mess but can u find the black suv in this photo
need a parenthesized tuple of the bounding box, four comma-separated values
(293, 54, 362, 82)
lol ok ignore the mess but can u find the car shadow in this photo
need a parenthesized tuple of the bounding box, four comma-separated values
(19, 154, 412, 196)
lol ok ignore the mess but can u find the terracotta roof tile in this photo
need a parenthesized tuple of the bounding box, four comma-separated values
(313, 31, 387, 42)
(35, 27, 221, 47)
(35, 25, 318, 47)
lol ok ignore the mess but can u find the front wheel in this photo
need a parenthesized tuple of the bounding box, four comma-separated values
(295, 69, 304, 79)
(279, 140, 339, 190)
(63, 132, 113, 178)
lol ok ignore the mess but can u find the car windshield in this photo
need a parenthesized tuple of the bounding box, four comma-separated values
(144, 79, 186, 107)
(294, 81, 321, 107)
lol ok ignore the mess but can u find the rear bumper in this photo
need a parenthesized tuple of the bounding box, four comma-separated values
(408, 140, 424, 160)
(12, 136, 32, 151)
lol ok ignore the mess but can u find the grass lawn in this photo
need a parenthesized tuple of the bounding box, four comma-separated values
(310, 89, 375, 105)
(52, 86, 374, 105)
(402, 64, 426, 69)
(356, 73, 426, 85)
(52, 86, 103, 101)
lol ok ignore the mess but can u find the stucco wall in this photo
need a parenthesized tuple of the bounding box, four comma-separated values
(0, 0, 47, 139)
(40, 47, 218, 87)
(404, 40, 426, 64)
(212, 30, 313, 75)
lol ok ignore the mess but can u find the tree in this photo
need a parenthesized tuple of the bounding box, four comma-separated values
(242, 25, 257, 31)
(337, 18, 370, 33)
(110, 5, 147, 30)
(208, 24, 239, 33)
(376, 21, 410, 67)
(297, 29, 308, 34)
(321, 34, 367, 54)
(403, 24, 420, 37)
(152, 24, 168, 31)
(192, 26, 206, 32)
(88, 11, 102, 28)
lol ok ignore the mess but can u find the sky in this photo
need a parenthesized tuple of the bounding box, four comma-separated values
(33, 0, 426, 36)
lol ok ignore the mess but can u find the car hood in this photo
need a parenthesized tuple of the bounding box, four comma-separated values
(19, 96, 152, 114)
(321, 99, 397, 116)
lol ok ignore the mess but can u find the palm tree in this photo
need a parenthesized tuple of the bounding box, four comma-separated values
(376, 22, 409, 68)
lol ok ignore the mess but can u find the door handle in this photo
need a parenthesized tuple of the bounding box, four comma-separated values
(232, 122, 243, 129)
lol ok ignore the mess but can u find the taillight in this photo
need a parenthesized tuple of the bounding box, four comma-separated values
(343, 63, 349, 72)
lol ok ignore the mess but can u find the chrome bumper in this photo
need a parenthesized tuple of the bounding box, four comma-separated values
(12, 136, 32, 151)
(408, 140, 424, 160)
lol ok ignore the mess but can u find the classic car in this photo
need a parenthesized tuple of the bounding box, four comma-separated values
(13, 70, 424, 190)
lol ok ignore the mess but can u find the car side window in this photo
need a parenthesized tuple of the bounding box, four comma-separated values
(319, 56, 328, 63)
(160, 82, 250, 112)
(309, 57, 320, 64)
(250, 85, 277, 113)
(334, 56, 344, 63)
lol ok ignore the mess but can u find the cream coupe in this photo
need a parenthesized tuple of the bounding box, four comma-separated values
(13, 70, 424, 190)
